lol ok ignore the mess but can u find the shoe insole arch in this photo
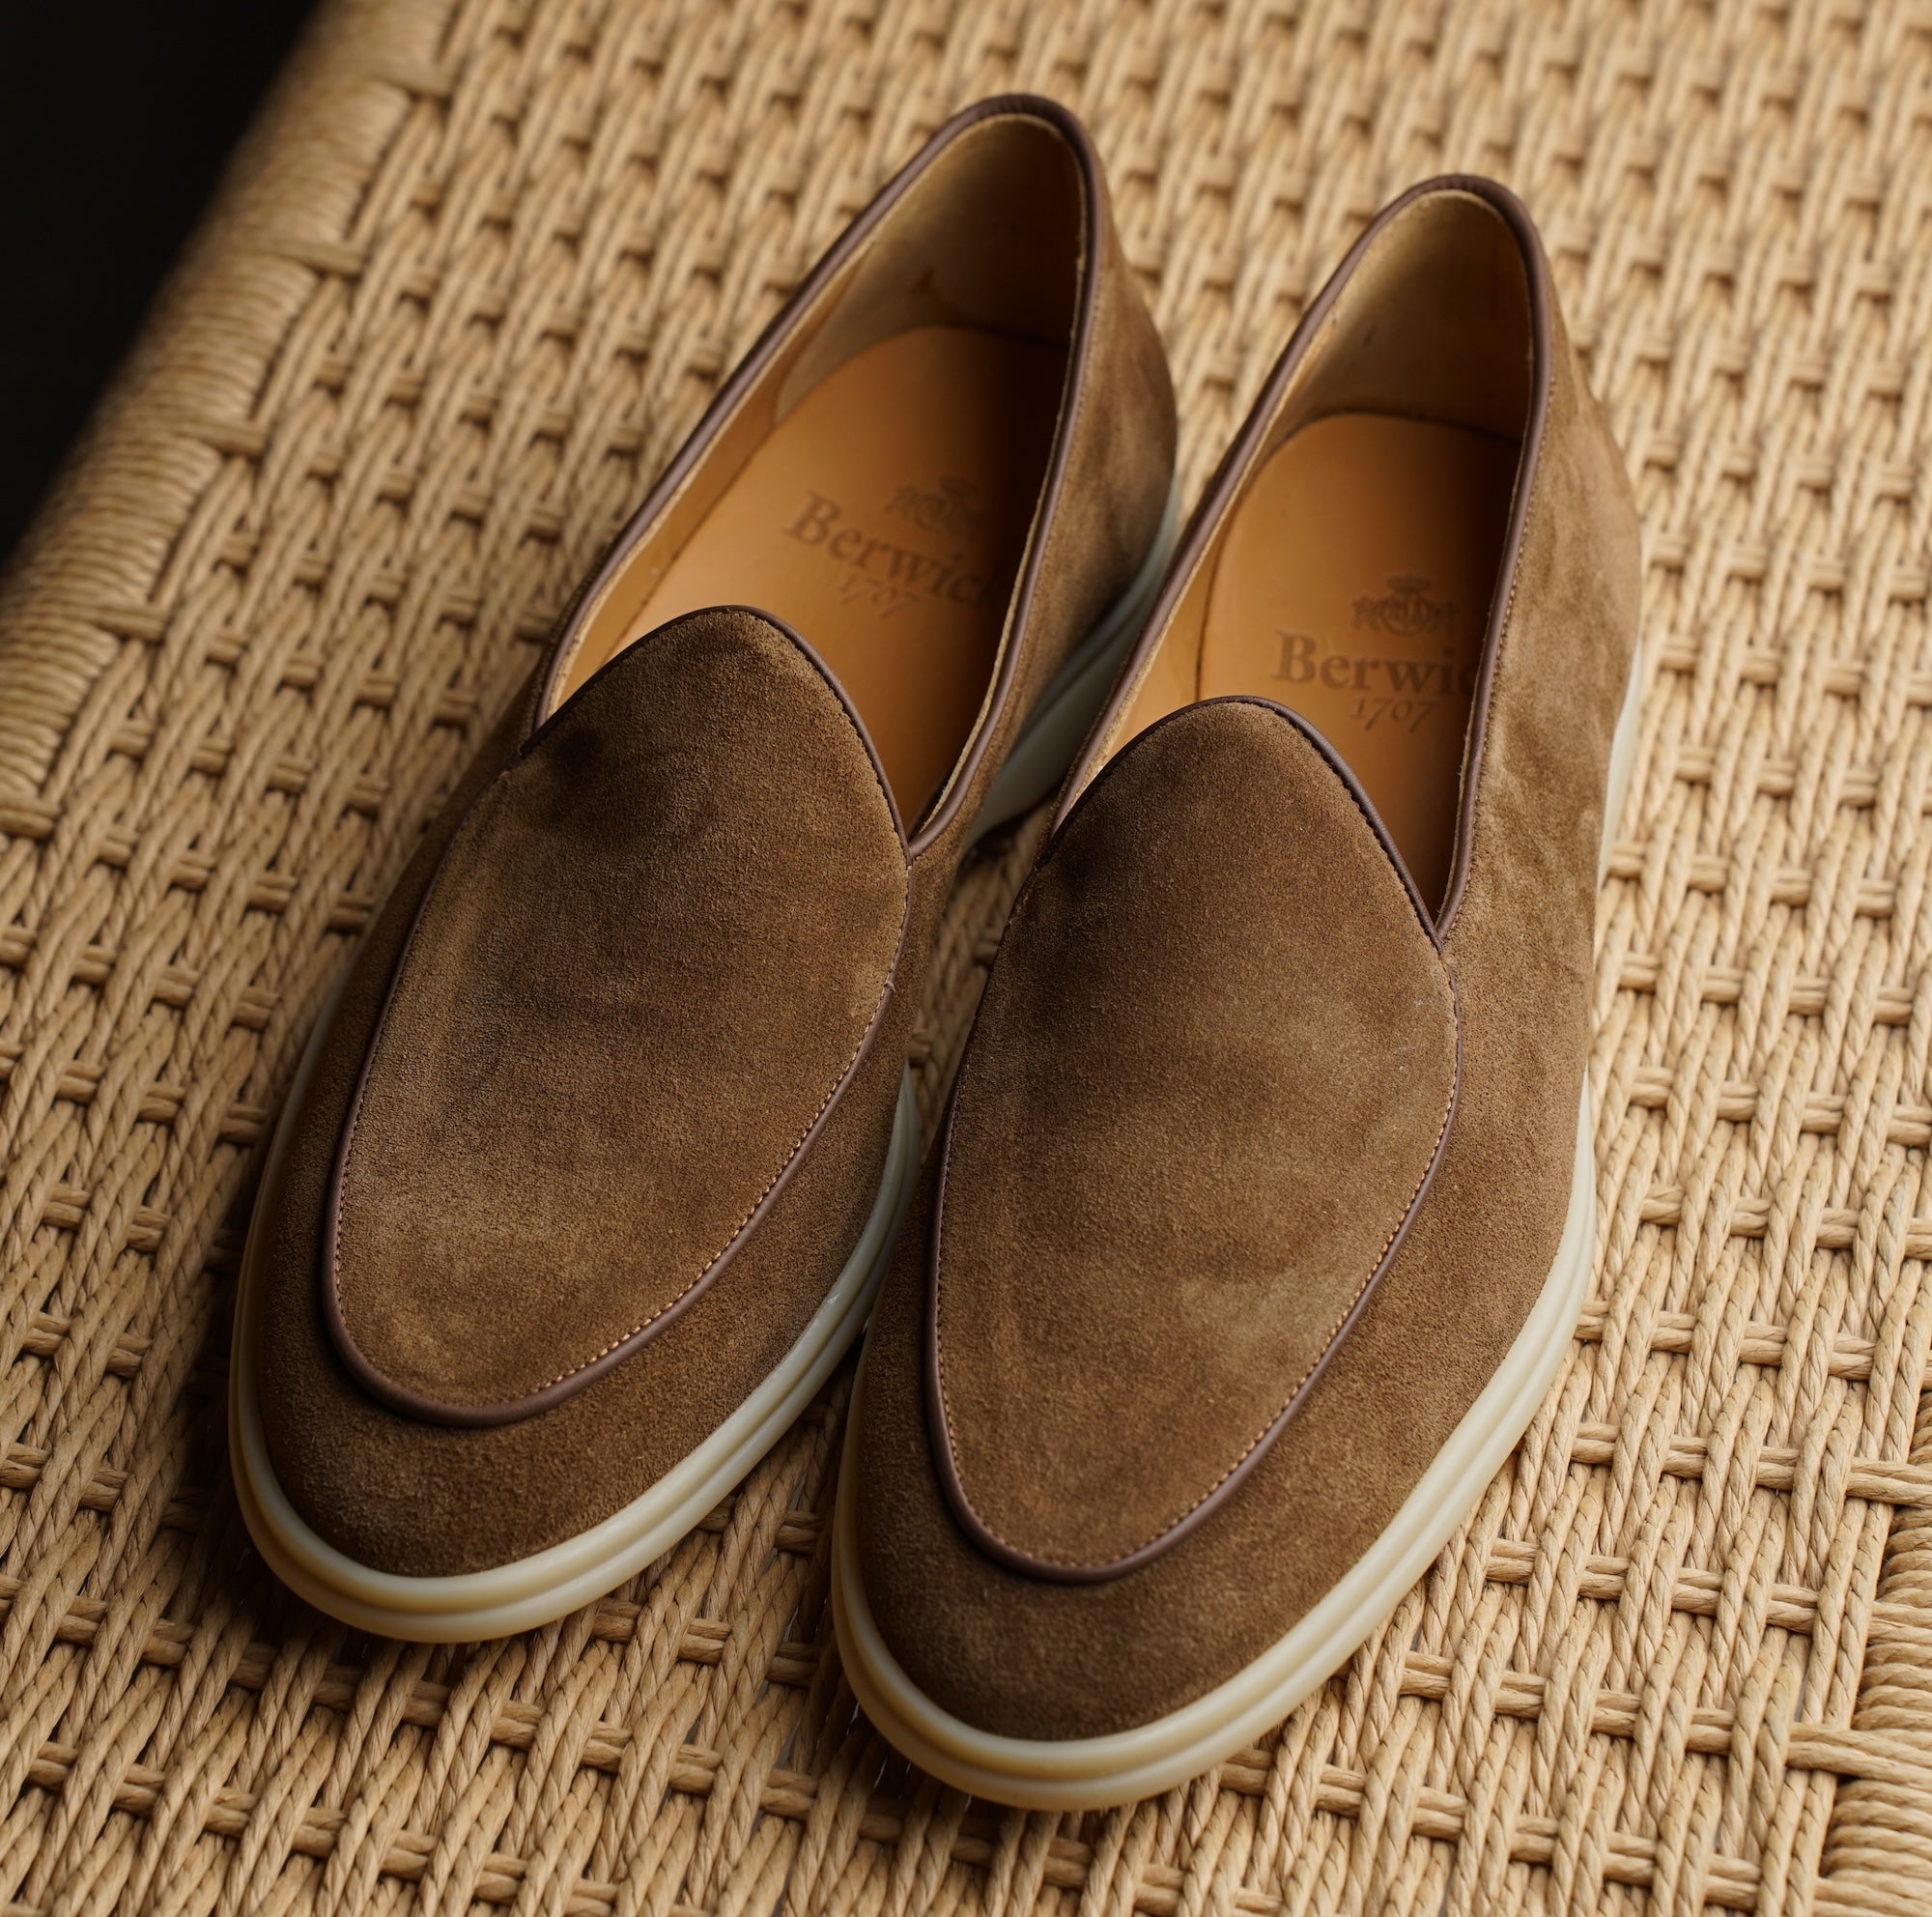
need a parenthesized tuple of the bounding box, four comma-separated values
(628, 324, 1065, 822)
(1199, 412, 1520, 912)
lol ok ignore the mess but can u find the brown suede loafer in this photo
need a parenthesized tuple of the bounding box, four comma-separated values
(837, 176, 1643, 1805)
(229, 95, 1177, 1640)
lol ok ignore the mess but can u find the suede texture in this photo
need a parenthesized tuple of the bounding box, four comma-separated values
(245, 95, 1178, 1578)
(330, 610, 905, 1414)
(852, 207, 1641, 1738)
(930, 701, 1455, 1574)
(960, 205, 1176, 787)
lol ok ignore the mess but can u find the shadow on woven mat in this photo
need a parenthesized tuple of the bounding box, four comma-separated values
(3, 2, 1931, 1913)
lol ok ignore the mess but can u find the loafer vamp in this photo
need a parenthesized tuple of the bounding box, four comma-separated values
(327, 606, 908, 1419)
(259, 1013, 905, 1577)
(930, 698, 1456, 1577)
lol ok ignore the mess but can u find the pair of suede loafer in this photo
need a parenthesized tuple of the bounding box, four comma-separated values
(232, 95, 1642, 1808)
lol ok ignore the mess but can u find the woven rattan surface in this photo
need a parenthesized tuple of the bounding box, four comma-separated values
(5, 1, 1932, 1911)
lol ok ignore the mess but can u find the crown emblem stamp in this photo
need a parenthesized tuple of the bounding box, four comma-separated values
(1352, 574, 1459, 637)
(886, 473, 989, 542)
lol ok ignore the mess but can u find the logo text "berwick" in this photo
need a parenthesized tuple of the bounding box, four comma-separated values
(1273, 631, 1479, 696)
(785, 492, 995, 616)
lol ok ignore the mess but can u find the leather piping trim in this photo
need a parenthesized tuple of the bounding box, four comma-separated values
(1434, 181, 1551, 935)
(322, 607, 910, 1427)
(1053, 173, 1553, 949)
(531, 94, 1121, 857)
(906, 102, 1108, 851)
(923, 696, 1458, 1581)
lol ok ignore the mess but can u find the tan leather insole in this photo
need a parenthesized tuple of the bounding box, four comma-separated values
(1201, 413, 1520, 908)
(629, 325, 1065, 819)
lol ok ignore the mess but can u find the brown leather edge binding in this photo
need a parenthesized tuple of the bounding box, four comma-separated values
(923, 696, 1458, 1582)
(321, 606, 910, 1426)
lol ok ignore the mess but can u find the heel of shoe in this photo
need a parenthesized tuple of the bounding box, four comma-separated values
(972, 476, 1181, 841)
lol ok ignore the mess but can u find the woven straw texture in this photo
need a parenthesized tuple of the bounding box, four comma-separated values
(5, 1, 1932, 1911)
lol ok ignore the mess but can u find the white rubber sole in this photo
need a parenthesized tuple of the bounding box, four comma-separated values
(830, 644, 1646, 1809)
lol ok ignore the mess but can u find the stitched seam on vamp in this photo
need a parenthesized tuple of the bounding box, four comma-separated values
(932, 704, 1449, 1570)
(508, 969, 898, 1395)
(332, 629, 908, 1409)
(934, 949, 1460, 1574)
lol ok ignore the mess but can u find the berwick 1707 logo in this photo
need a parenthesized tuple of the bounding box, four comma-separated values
(783, 485, 996, 619)
(1273, 573, 1477, 734)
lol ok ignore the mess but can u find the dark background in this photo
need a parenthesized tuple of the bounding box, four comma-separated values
(0, 3, 313, 567)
